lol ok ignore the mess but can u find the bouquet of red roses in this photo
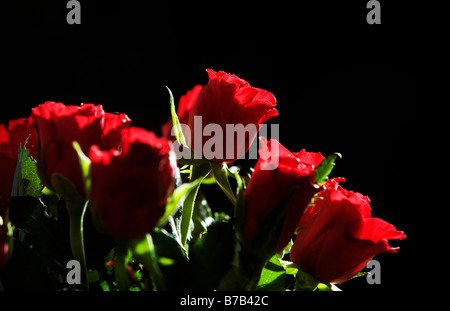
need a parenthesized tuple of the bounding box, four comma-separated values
(0, 69, 405, 291)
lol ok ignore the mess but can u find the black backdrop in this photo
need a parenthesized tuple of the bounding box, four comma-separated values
(2, 0, 427, 294)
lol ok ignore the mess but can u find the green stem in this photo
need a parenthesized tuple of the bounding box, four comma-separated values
(66, 199, 89, 290)
(218, 242, 266, 291)
(130, 233, 167, 290)
(209, 162, 236, 205)
(139, 233, 166, 291)
(115, 240, 130, 291)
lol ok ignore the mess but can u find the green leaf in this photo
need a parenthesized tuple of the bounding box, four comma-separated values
(278, 239, 293, 259)
(151, 228, 189, 290)
(42, 186, 56, 196)
(351, 271, 368, 279)
(152, 228, 188, 261)
(257, 254, 287, 291)
(209, 161, 236, 205)
(187, 222, 235, 290)
(314, 152, 342, 185)
(295, 270, 320, 291)
(179, 163, 211, 246)
(200, 176, 216, 185)
(167, 86, 187, 147)
(316, 283, 332, 291)
(285, 263, 299, 276)
(157, 177, 203, 227)
(317, 282, 342, 291)
(11, 139, 42, 198)
(158, 257, 175, 266)
(177, 155, 209, 167)
(191, 190, 214, 242)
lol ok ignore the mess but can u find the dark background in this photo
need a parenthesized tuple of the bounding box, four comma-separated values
(2, 0, 429, 294)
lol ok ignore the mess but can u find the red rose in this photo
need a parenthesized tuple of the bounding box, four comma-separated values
(89, 127, 176, 239)
(0, 117, 37, 159)
(164, 69, 278, 163)
(31, 101, 131, 196)
(0, 117, 37, 212)
(243, 138, 324, 254)
(290, 180, 407, 284)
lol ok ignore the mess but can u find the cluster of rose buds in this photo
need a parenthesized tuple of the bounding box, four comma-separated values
(0, 69, 405, 290)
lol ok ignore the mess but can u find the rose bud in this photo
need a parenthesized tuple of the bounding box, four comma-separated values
(242, 138, 324, 257)
(31, 101, 131, 196)
(163, 69, 278, 163)
(89, 127, 177, 239)
(290, 180, 406, 284)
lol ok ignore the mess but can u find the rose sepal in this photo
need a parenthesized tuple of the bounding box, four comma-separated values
(51, 173, 89, 290)
(209, 161, 236, 205)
